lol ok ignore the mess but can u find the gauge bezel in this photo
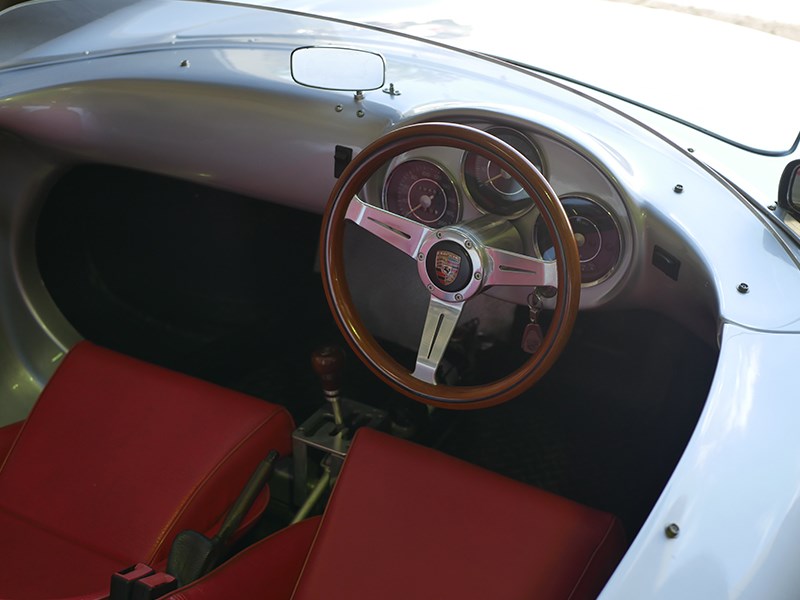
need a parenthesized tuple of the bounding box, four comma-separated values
(533, 194, 623, 288)
(461, 126, 546, 219)
(382, 158, 462, 228)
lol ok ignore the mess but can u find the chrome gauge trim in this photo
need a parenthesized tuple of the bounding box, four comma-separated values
(461, 126, 546, 219)
(533, 194, 623, 288)
(382, 158, 462, 228)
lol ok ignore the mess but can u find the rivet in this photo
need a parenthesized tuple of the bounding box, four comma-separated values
(737, 282, 749, 294)
(180, 59, 190, 68)
(674, 184, 684, 194)
(665, 523, 680, 539)
(335, 105, 344, 113)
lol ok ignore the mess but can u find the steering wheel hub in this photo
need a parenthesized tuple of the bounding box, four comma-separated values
(418, 229, 483, 302)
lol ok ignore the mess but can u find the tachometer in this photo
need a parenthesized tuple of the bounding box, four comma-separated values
(383, 159, 460, 227)
(462, 127, 544, 218)
(534, 196, 622, 286)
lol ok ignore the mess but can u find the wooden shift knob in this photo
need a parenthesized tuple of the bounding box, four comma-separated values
(311, 345, 345, 392)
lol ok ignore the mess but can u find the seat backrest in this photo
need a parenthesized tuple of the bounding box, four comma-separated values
(291, 428, 626, 600)
(0, 341, 294, 566)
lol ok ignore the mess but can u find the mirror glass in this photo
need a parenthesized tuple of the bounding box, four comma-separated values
(291, 46, 385, 92)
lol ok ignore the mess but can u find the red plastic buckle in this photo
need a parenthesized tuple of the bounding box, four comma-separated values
(132, 572, 178, 600)
(110, 563, 177, 600)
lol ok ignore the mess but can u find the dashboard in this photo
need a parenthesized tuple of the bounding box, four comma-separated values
(360, 120, 633, 306)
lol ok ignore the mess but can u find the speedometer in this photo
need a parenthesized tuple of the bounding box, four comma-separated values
(462, 127, 544, 218)
(382, 159, 461, 227)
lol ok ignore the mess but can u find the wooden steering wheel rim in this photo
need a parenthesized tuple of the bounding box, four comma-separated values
(321, 122, 580, 409)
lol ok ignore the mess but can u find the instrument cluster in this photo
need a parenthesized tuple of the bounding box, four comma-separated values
(378, 123, 625, 287)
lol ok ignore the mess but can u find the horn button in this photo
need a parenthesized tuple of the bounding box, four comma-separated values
(418, 229, 485, 302)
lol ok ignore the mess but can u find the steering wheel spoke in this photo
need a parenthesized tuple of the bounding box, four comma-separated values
(345, 197, 432, 258)
(411, 297, 464, 384)
(484, 246, 558, 288)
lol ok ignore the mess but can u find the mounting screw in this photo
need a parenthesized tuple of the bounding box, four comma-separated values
(418, 253, 425, 261)
(665, 523, 680, 539)
(436, 231, 443, 239)
(673, 184, 684, 194)
(356, 109, 365, 118)
(768, 204, 777, 211)
(464, 240, 473, 249)
(474, 271, 482, 280)
(454, 293, 464, 301)
(687, 147, 694, 153)
(335, 105, 344, 113)
(427, 284, 434, 291)
(737, 282, 749, 294)
(383, 83, 401, 96)
(179, 59, 190, 68)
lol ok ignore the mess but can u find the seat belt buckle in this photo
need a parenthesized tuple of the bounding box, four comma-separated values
(131, 572, 179, 600)
(111, 563, 178, 600)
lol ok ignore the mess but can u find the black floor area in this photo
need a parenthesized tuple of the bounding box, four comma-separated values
(436, 310, 715, 536)
(36, 164, 718, 539)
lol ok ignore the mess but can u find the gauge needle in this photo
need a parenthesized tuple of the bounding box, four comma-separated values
(481, 170, 511, 187)
(408, 194, 433, 215)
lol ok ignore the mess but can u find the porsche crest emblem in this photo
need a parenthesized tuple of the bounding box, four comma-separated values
(434, 250, 462, 287)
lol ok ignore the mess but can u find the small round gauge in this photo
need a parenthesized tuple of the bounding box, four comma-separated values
(462, 127, 544, 218)
(383, 159, 460, 227)
(534, 196, 622, 286)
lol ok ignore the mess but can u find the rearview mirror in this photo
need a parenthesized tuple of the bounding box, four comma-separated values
(779, 160, 800, 216)
(291, 46, 385, 92)
(789, 165, 800, 212)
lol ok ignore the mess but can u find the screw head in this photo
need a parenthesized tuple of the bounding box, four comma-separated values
(356, 109, 365, 118)
(418, 253, 425, 261)
(665, 523, 680, 539)
(737, 282, 749, 294)
(436, 231, 443, 239)
(454, 293, 463, 301)
(179, 59, 190, 68)
(674, 184, 684, 194)
(335, 104, 344, 113)
(768, 204, 777, 211)
(464, 240, 473, 249)
(474, 271, 482, 280)
(427, 284, 434, 291)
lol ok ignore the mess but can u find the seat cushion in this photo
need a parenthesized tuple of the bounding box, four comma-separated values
(0, 510, 124, 600)
(0, 341, 294, 598)
(291, 428, 626, 600)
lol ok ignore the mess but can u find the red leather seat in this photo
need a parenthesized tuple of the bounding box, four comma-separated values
(168, 427, 626, 599)
(0, 341, 294, 600)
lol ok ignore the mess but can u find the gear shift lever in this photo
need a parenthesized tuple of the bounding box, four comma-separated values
(311, 345, 346, 426)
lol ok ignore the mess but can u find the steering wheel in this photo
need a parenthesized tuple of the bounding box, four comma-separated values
(321, 122, 580, 409)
